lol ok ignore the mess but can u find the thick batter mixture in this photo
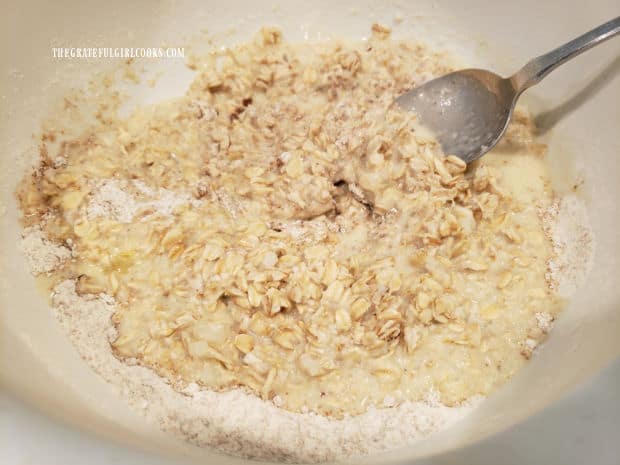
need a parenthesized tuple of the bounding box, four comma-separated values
(17, 25, 561, 418)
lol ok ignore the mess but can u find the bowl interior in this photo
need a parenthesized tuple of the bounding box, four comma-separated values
(1, 1, 619, 463)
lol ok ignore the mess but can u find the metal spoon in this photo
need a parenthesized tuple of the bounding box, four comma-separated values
(395, 16, 620, 163)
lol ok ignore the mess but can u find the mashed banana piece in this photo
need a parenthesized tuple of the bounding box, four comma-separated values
(18, 26, 561, 417)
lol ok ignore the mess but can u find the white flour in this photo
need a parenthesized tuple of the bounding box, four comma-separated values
(86, 180, 137, 223)
(542, 194, 594, 298)
(20, 225, 72, 274)
(535, 311, 554, 333)
(86, 179, 198, 223)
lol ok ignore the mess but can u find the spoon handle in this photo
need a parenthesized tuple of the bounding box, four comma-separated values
(511, 16, 620, 91)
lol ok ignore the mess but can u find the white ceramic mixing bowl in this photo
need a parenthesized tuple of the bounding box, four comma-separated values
(1, 1, 619, 463)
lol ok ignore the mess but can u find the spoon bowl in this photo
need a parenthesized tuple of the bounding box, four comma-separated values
(396, 16, 620, 163)
(396, 69, 517, 163)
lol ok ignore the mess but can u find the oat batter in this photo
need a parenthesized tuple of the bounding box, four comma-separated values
(17, 25, 561, 418)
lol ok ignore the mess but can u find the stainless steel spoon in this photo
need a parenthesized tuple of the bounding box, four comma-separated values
(395, 16, 620, 163)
